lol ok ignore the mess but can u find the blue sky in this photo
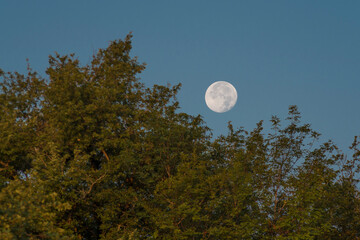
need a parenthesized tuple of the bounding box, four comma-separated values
(1, 1, 359, 154)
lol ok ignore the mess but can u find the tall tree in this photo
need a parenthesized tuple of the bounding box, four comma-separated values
(0, 67, 45, 187)
(1, 34, 359, 239)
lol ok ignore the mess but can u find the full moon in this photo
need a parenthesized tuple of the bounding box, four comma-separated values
(205, 81, 237, 113)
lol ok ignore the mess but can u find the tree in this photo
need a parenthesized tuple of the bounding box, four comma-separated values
(0, 34, 209, 239)
(0, 66, 45, 188)
(1, 34, 359, 239)
(149, 107, 360, 239)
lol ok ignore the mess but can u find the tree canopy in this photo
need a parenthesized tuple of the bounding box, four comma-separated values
(1, 34, 360, 239)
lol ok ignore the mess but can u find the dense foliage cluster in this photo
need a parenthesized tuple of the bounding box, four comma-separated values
(1, 34, 360, 239)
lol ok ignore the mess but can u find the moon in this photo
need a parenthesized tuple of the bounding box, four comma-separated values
(205, 81, 237, 113)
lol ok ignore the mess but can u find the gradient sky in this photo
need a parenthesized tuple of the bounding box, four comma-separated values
(1, 1, 359, 155)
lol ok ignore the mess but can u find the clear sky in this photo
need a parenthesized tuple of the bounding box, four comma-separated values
(1, 1, 359, 155)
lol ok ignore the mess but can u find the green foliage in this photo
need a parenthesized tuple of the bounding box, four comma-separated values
(0, 66, 45, 186)
(0, 176, 75, 239)
(1, 34, 360, 239)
